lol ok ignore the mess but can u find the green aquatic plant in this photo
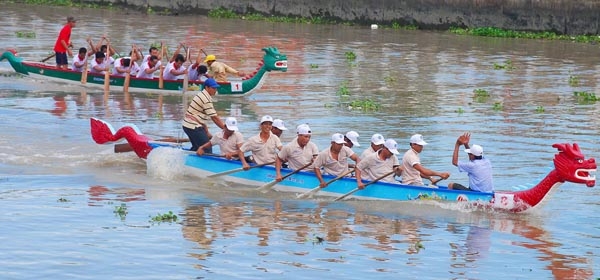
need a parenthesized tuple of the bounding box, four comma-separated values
(473, 88, 490, 97)
(535, 106, 545, 113)
(150, 211, 178, 223)
(383, 75, 397, 86)
(449, 26, 600, 44)
(344, 51, 357, 61)
(309, 63, 319, 69)
(492, 102, 503, 111)
(493, 60, 515, 70)
(573, 91, 598, 104)
(348, 98, 381, 111)
(337, 81, 350, 96)
(15, 31, 36, 38)
(456, 107, 465, 114)
(113, 203, 128, 220)
(568, 74, 580, 87)
(473, 89, 490, 102)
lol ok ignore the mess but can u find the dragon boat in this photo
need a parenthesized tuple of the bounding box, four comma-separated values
(0, 47, 287, 96)
(90, 118, 596, 213)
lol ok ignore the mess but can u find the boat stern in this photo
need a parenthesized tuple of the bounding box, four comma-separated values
(1, 49, 28, 75)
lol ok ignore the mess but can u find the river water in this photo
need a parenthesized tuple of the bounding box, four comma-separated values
(1, 3, 599, 279)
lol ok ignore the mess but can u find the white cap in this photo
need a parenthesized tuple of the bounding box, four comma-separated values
(225, 117, 239, 131)
(410, 134, 428, 146)
(465, 144, 483, 156)
(260, 115, 274, 124)
(331, 133, 346, 144)
(345, 131, 360, 147)
(370, 133, 385, 145)
(296, 124, 311, 135)
(272, 119, 287, 130)
(384, 139, 399, 155)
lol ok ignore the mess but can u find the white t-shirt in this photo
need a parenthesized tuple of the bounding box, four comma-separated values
(90, 58, 109, 74)
(136, 60, 161, 79)
(162, 61, 184, 80)
(112, 57, 140, 77)
(71, 54, 87, 72)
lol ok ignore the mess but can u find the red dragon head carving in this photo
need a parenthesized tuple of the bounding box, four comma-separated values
(552, 143, 596, 187)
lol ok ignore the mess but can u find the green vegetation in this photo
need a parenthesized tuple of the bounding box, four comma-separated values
(383, 75, 397, 86)
(456, 107, 465, 114)
(22, 0, 105, 9)
(492, 102, 503, 111)
(493, 60, 515, 70)
(450, 27, 600, 44)
(150, 211, 178, 223)
(309, 63, 319, 68)
(535, 106, 545, 113)
(113, 203, 128, 220)
(389, 22, 418, 30)
(573, 91, 598, 104)
(209, 7, 335, 25)
(344, 51, 356, 61)
(349, 98, 381, 111)
(15, 31, 36, 38)
(568, 74, 580, 87)
(337, 81, 350, 96)
(473, 88, 491, 103)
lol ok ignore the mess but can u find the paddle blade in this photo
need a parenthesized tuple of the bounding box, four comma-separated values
(296, 186, 321, 199)
(257, 180, 278, 193)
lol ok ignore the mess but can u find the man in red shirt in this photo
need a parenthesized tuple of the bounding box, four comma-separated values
(53, 16, 76, 69)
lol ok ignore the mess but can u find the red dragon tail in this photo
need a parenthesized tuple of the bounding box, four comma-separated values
(90, 118, 153, 159)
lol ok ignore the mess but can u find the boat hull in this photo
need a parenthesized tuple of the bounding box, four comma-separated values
(176, 147, 494, 203)
(1, 46, 288, 96)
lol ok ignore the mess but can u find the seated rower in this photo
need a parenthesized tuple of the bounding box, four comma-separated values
(275, 124, 319, 182)
(313, 133, 360, 188)
(72, 47, 90, 72)
(162, 53, 188, 80)
(196, 117, 244, 160)
(136, 55, 160, 79)
(239, 115, 283, 170)
(89, 51, 109, 74)
(112, 57, 140, 77)
(355, 139, 403, 189)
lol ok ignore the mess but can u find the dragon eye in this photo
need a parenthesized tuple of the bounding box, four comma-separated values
(577, 159, 583, 163)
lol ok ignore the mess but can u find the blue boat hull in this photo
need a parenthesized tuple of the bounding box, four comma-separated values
(179, 148, 494, 203)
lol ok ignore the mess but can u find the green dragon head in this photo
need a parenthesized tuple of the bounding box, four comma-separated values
(261, 47, 287, 72)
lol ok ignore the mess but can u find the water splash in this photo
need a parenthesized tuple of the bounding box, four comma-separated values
(146, 147, 186, 181)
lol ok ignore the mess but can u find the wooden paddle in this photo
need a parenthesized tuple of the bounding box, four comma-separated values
(207, 161, 275, 178)
(158, 44, 165, 89)
(40, 53, 56, 63)
(80, 55, 88, 84)
(182, 47, 190, 93)
(103, 41, 111, 92)
(333, 170, 395, 201)
(123, 46, 135, 93)
(256, 162, 313, 193)
(297, 168, 354, 199)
